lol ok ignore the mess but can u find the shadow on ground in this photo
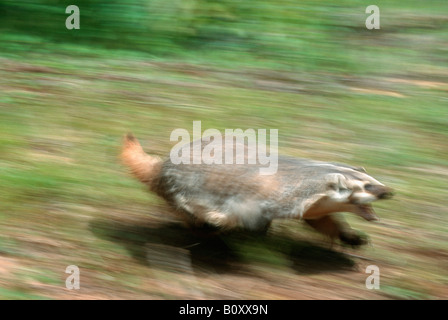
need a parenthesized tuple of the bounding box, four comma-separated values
(90, 217, 356, 276)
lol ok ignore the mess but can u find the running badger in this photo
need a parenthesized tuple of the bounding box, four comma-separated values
(121, 133, 393, 246)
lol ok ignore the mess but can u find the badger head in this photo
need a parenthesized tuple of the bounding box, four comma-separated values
(302, 165, 394, 221)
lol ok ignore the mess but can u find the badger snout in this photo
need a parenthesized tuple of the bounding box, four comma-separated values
(365, 184, 394, 200)
(349, 184, 394, 206)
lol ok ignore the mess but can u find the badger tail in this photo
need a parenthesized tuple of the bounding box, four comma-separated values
(121, 133, 162, 186)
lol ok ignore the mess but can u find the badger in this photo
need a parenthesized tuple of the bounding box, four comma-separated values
(121, 133, 393, 246)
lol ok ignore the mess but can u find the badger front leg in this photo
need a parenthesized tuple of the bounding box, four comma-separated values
(304, 214, 368, 247)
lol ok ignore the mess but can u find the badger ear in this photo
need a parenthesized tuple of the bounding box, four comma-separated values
(325, 173, 347, 190)
(325, 173, 352, 202)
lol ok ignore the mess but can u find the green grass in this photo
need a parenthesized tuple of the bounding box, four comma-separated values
(0, 287, 51, 300)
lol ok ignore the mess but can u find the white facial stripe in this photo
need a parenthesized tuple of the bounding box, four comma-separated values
(351, 192, 378, 204)
(350, 180, 364, 190)
(364, 176, 384, 186)
(339, 167, 385, 187)
(328, 190, 352, 202)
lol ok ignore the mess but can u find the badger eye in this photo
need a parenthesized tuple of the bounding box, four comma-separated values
(328, 182, 337, 190)
(364, 183, 373, 191)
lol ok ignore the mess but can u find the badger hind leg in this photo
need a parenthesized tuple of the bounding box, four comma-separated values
(176, 207, 237, 235)
(205, 211, 232, 228)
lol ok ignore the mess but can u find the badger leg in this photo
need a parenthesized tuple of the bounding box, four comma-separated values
(304, 214, 367, 246)
(179, 208, 237, 235)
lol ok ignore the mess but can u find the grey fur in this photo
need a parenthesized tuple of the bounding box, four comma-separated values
(122, 134, 394, 245)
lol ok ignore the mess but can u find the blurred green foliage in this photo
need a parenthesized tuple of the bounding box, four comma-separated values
(2, 0, 447, 73)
